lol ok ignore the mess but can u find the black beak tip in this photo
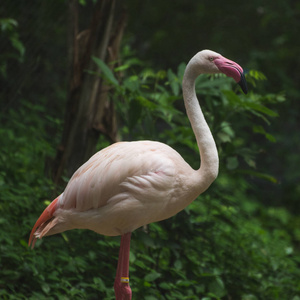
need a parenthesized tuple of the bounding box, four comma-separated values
(238, 72, 248, 94)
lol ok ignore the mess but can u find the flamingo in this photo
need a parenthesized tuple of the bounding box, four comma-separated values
(29, 50, 248, 300)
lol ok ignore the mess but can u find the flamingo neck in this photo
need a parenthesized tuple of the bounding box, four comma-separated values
(182, 59, 219, 190)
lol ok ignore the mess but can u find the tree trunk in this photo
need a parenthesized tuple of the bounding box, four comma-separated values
(52, 0, 126, 185)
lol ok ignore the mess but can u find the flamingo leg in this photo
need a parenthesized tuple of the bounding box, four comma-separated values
(114, 232, 132, 300)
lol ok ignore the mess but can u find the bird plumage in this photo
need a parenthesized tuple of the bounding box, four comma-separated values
(30, 140, 213, 246)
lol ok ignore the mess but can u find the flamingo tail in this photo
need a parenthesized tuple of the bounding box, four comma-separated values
(28, 197, 59, 249)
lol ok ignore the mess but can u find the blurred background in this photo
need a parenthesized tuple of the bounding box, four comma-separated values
(1, 0, 299, 299)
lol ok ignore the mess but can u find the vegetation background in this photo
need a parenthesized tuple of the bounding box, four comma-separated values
(1, 0, 299, 299)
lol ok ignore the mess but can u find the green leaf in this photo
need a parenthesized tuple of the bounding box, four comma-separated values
(174, 259, 182, 270)
(253, 125, 276, 142)
(249, 70, 267, 81)
(91, 56, 119, 86)
(0, 18, 18, 31)
(141, 68, 156, 80)
(167, 69, 180, 96)
(61, 232, 69, 243)
(10, 36, 25, 57)
(44, 200, 51, 206)
(144, 272, 161, 282)
(237, 170, 277, 183)
(222, 90, 242, 105)
(217, 122, 235, 143)
(208, 277, 226, 298)
(124, 75, 139, 92)
(114, 64, 130, 72)
(93, 277, 106, 290)
(19, 239, 28, 248)
(245, 102, 278, 117)
(41, 283, 50, 294)
(159, 282, 172, 290)
(136, 96, 157, 110)
(156, 70, 166, 80)
(226, 156, 239, 170)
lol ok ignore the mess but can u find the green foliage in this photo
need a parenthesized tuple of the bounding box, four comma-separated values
(1, 49, 299, 298)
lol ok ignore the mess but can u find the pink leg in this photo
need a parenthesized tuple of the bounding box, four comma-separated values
(114, 232, 132, 300)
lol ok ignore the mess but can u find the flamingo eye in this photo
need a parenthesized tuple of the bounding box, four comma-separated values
(209, 57, 214, 62)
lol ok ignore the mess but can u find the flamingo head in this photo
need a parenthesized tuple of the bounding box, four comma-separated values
(193, 50, 248, 94)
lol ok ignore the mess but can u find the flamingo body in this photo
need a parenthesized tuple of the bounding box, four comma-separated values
(30, 141, 210, 245)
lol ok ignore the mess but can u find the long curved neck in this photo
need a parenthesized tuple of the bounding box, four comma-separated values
(182, 59, 219, 190)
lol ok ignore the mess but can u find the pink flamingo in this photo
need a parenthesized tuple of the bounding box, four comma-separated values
(29, 50, 247, 299)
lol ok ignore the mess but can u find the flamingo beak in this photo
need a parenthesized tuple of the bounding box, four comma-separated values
(214, 56, 248, 94)
(238, 72, 248, 94)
